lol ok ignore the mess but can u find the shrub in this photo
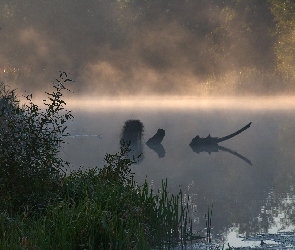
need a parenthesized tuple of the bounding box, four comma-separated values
(1, 143, 193, 249)
(0, 72, 74, 212)
(0, 73, 195, 249)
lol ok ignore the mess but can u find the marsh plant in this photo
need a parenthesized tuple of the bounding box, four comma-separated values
(205, 204, 213, 243)
(0, 72, 73, 211)
(0, 73, 195, 249)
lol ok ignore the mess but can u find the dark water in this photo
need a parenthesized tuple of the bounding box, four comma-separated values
(60, 104, 295, 247)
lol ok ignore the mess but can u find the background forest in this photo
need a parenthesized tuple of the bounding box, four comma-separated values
(0, 0, 295, 95)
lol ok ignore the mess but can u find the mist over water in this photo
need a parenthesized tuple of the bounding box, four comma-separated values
(59, 99, 295, 246)
(2, 0, 295, 247)
(1, 0, 291, 96)
(64, 96, 295, 111)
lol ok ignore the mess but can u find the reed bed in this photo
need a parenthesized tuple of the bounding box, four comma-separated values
(0, 148, 193, 249)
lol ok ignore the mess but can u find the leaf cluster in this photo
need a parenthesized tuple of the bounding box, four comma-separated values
(0, 72, 73, 212)
(0, 73, 196, 249)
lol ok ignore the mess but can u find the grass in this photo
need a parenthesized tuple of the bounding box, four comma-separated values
(0, 73, 196, 249)
(0, 144, 194, 249)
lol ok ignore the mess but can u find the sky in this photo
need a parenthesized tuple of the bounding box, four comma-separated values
(0, 0, 277, 96)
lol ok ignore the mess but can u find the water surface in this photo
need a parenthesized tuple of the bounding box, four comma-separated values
(60, 97, 295, 247)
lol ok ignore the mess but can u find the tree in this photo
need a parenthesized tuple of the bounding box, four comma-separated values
(268, 0, 295, 78)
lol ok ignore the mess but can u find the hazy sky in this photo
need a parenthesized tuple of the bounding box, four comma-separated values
(0, 0, 275, 96)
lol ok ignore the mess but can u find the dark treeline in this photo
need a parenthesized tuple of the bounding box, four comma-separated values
(0, 0, 295, 95)
(123, 0, 275, 74)
(119, 0, 293, 74)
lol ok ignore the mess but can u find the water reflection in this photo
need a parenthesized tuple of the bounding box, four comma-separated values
(120, 121, 166, 159)
(146, 129, 166, 158)
(60, 105, 295, 247)
(189, 122, 252, 165)
(190, 144, 252, 166)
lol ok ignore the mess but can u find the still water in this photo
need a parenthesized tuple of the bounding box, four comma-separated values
(60, 97, 295, 248)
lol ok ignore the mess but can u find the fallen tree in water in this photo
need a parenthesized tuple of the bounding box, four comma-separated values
(146, 128, 166, 158)
(189, 122, 252, 147)
(189, 123, 252, 165)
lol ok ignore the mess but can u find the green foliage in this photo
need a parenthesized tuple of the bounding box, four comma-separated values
(268, 0, 295, 78)
(55, 143, 193, 249)
(0, 143, 194, 249)
(0, 72, 73, 211)
(0, 78, 195, 249)
(100, 142, 138, 186)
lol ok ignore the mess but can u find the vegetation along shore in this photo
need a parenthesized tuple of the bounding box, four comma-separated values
(0, 73, 201, 249)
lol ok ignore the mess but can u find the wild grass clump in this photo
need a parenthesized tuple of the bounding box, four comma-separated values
(1, 144, 192, 249)
(0, 74, 194, 249)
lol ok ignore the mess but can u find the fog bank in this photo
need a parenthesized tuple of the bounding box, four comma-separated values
(0, 1, 292, 96)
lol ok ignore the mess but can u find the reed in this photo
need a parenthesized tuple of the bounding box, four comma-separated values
(0, 75, 196, 249)
(0, 143, 196, 249)
(205, 204, 213, 243)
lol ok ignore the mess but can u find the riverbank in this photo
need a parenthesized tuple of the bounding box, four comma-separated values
(1, 143, 200, 249)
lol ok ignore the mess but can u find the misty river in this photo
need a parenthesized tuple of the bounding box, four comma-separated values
(59, 97, 295, 248)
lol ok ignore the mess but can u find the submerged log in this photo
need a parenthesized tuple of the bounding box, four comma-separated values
(189, 122, 252, 147)
(216, 122, 252, 143)
(189, 122, 252, 165)
(146, 129, 166, 158)
(146, 129, 165, 145)
(120, 119, 145, 163)
(121, 119, 144, 146)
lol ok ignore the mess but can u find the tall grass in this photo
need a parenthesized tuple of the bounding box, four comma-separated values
(0, 144, 194, 249)
(0, 74, 195, 249)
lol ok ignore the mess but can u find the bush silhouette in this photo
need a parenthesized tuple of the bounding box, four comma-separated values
(0, 72, 73, 212)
